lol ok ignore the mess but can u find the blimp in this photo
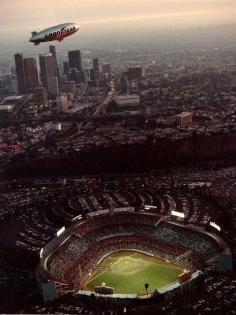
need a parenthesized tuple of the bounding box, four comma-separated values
(29, 23, 80, 45)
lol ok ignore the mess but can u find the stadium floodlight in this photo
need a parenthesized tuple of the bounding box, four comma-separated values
(40, 248, 43, 259)
(171, 210, 185, 219)
(144, 283, 149, 297)
(145, 205, 157, 210)
(210, 222, 221, 232)
(56, 226, 65, 237)
(72, 215, 83, 221)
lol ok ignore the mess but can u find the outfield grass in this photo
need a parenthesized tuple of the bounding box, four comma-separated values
(84, 251, 183, 295)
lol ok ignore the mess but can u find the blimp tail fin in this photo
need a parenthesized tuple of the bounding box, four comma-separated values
(31, 31, 38, 36)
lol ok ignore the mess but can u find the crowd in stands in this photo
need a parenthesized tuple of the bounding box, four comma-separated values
(72, 214, 221, 259)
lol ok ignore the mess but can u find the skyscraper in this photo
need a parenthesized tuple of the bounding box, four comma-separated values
(39, 54, 59, 98)
(102, 64, 111, 75)
(68, 68, 80, 83)
(63, 61, 69, 75)
(90, 69, 94, 81)
(15, 53, 26, 94)
(68, 50, 82, 72)
(102, 64, 112, 80)
(49, 45, 59, 77)
(24, 58, 39, 91)
(47, 77, 59, 98)
(93, 58, 100, 81)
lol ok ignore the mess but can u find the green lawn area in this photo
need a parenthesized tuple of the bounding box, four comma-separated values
(85, 251, 183, 295)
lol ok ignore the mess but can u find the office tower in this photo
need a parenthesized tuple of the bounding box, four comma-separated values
(102, 64, 112, 80)
(15, 53, 26, 93)
(83, 69, 90, 83)
(68, 50, 82, 72)
(63, 61, 69, 75)
(32, 87, 48, 104)
(102, 64, 111, 75)
(39, 54, 54, 87)
(61, 81, 76, 94)
(39, 54, 59, 98)
(24, 58, 39, 91)
(128, 66, 142, 81)
(119, 75, 128, 93)
(68, 68, 80, 83)
(47, 77, 59, 98)
(93, 58, 99, 81)
(49, 45, 59, 76)
(3, 73, 18, 94)
(89, 69, 94, 81)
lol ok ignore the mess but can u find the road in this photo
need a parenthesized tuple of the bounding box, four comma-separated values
(93, 80, 116, 118)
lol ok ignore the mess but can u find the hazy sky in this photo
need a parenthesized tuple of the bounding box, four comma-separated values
(1, 0, 235, 35)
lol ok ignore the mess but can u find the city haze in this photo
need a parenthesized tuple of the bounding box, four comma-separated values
(0, 1, 236, 61)
(1, 0, 235, 37)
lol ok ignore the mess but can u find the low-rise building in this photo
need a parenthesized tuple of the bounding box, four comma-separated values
(176, 112, 193, 127)
(115, 94, 140, 107)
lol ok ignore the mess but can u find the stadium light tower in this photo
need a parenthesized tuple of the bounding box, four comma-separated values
(145, 283, 149, 297)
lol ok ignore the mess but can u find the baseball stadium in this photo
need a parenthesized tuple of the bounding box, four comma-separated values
(37, 209, 232, 302)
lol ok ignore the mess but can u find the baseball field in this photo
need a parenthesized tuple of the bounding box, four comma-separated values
(84, 251, 183, 295)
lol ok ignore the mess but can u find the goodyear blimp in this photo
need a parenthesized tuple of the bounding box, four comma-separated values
(29, 23, 80, 45)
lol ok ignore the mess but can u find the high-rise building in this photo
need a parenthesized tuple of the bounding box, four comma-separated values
(39, 54, 59, 97)
(128, 66, 142, 81)
(102, 64, 112, 80)
(39, 54, 54, 87)
(93, 58, 99, 81)
(90, 69, 94, 81)
(61, 81, 76, 94)
(68, 68, 80, 83)
(15, 53, 26, 93)
(49, 45, 59, 77)
(24, 58, 39, 91)
(32, 87, 48, 104)
(119, 75, 128, 93)
(63, 61, 69, 75)
(3, 73, 18, 94)
(102, 64, 111, 75)
(47, 77, 59, 98)
(68, 50, 82, 72)
(83, 69, 90, 82)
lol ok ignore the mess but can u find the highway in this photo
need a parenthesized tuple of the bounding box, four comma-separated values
(93, 79, 116, 118)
